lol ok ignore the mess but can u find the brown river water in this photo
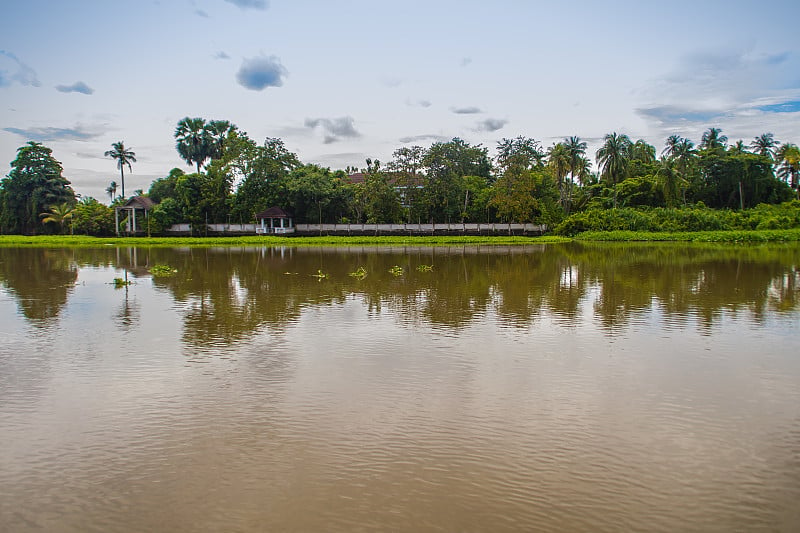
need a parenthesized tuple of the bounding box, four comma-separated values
(1, 243, 799, 532)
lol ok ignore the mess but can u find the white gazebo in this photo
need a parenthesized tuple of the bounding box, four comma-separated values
(255, 206, 294, 234)
(115, 196, 156, 235)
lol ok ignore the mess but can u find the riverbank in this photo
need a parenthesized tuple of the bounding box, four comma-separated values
(575, 229, 800, 242)
(2, 229, 800, 247)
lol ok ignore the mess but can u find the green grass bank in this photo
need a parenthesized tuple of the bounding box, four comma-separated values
(2, 230, 800, 247)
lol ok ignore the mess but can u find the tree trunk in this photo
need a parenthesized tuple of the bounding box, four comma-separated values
(738, 180, 744, 210)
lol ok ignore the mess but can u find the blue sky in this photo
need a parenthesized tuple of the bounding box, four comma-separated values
(1, 0, 799, 201)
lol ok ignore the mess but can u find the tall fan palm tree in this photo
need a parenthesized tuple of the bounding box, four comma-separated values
(596, 132, 632, 207)
(104, 142, 136, 198)
(175, 117, 211, 173)
(205, 119, 238, 160)
(750, 133, 779, 160)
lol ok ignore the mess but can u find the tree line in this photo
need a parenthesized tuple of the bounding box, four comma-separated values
(1, 117, 799, 235)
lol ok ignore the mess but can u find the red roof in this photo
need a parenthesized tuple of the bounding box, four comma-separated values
(345, 172, 366, 184)
(255, 206, 291, 219)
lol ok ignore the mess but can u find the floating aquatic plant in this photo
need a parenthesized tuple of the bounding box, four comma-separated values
(389, 265, 404, 276)
(416, 264, 433, 272)
(311, 269, 328, 281)
(112, 277, 131, 288)
(149, 264, 177, 277)
(349, 266, 367, 279)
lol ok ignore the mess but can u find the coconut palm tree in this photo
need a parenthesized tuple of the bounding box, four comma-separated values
(657, 158, 685, 207)
(40, 202, 75, 234)
(776, 143, 800, 197)
(596, 132, 632, 207)
(729, 140, 749, 155)
(562, 136, 587, 214)
(105, 181, 118, 202)
(175, 117, 211, 172)
(750, 133, 779, 160)
(662, 134, 682, 158)
(630, 139, 656, 163)
(699, 127, 727, 152)
(547, 142, 570, 212)
(104, 142, 136, 198)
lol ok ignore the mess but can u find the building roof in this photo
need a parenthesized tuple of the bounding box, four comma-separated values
(255, 206, 291, 219)
(345, 172, 366, 184)
(122, 196, 156, 210)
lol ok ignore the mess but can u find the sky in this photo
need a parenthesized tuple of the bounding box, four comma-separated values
(1, 0, 799, 201)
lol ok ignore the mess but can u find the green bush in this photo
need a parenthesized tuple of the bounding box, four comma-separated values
(553, 201, 800, 236)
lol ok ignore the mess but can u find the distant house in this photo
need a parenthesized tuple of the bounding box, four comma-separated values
(255, 206, 294, 234)
(344, 172, 366, 185)
(346, 172, 424, 208)
(115, 196, 156, 235)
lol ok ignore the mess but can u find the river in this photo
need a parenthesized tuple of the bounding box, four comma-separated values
(1, 243, 799, 532)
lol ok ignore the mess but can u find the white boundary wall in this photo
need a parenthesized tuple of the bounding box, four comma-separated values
(165, 223, 546, 235)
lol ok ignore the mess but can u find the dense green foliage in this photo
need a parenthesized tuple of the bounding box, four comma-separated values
(0, 142, 75, 234)
(3, 122, 799, 237)
(71, 197, 115, 236)
(555, 201, 800, 235)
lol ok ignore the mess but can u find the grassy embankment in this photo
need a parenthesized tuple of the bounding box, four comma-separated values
(2, 230, 800, 246)
(574, 229, 800, 243)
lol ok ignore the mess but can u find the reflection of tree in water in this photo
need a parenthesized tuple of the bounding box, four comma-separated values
(138, 243, 800, 346)
(17, 242, 785, 346)
(0, 248, 78, 326)
(571, 243, 800, 331)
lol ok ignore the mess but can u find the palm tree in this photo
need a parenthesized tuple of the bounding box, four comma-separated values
(175, 117, 211, 173)
(729, 140, 749, 155)
(630, 139, 656, 163)
(547, 142, 570, 212)
(662, 135, 682, 158)
(205, 119, 238, 160)
(563, 136, 588, 214)
(596, 132, 632, 207)
(105, 181, 118, 202)
(776, 143, 800, 197)
(40, 202, 75, 234)
(104, 142, 136, 198)
(657, 158, 685, 208)
(575, 156, 593, 186)
(699, 127, 728, 152)
(750, 133, 779, 160)
(670, 138, 697, 204)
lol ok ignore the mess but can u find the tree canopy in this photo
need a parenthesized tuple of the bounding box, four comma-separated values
(2, 123, 799, 236)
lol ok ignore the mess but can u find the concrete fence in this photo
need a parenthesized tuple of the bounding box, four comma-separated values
(165, 222, 546, 236)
